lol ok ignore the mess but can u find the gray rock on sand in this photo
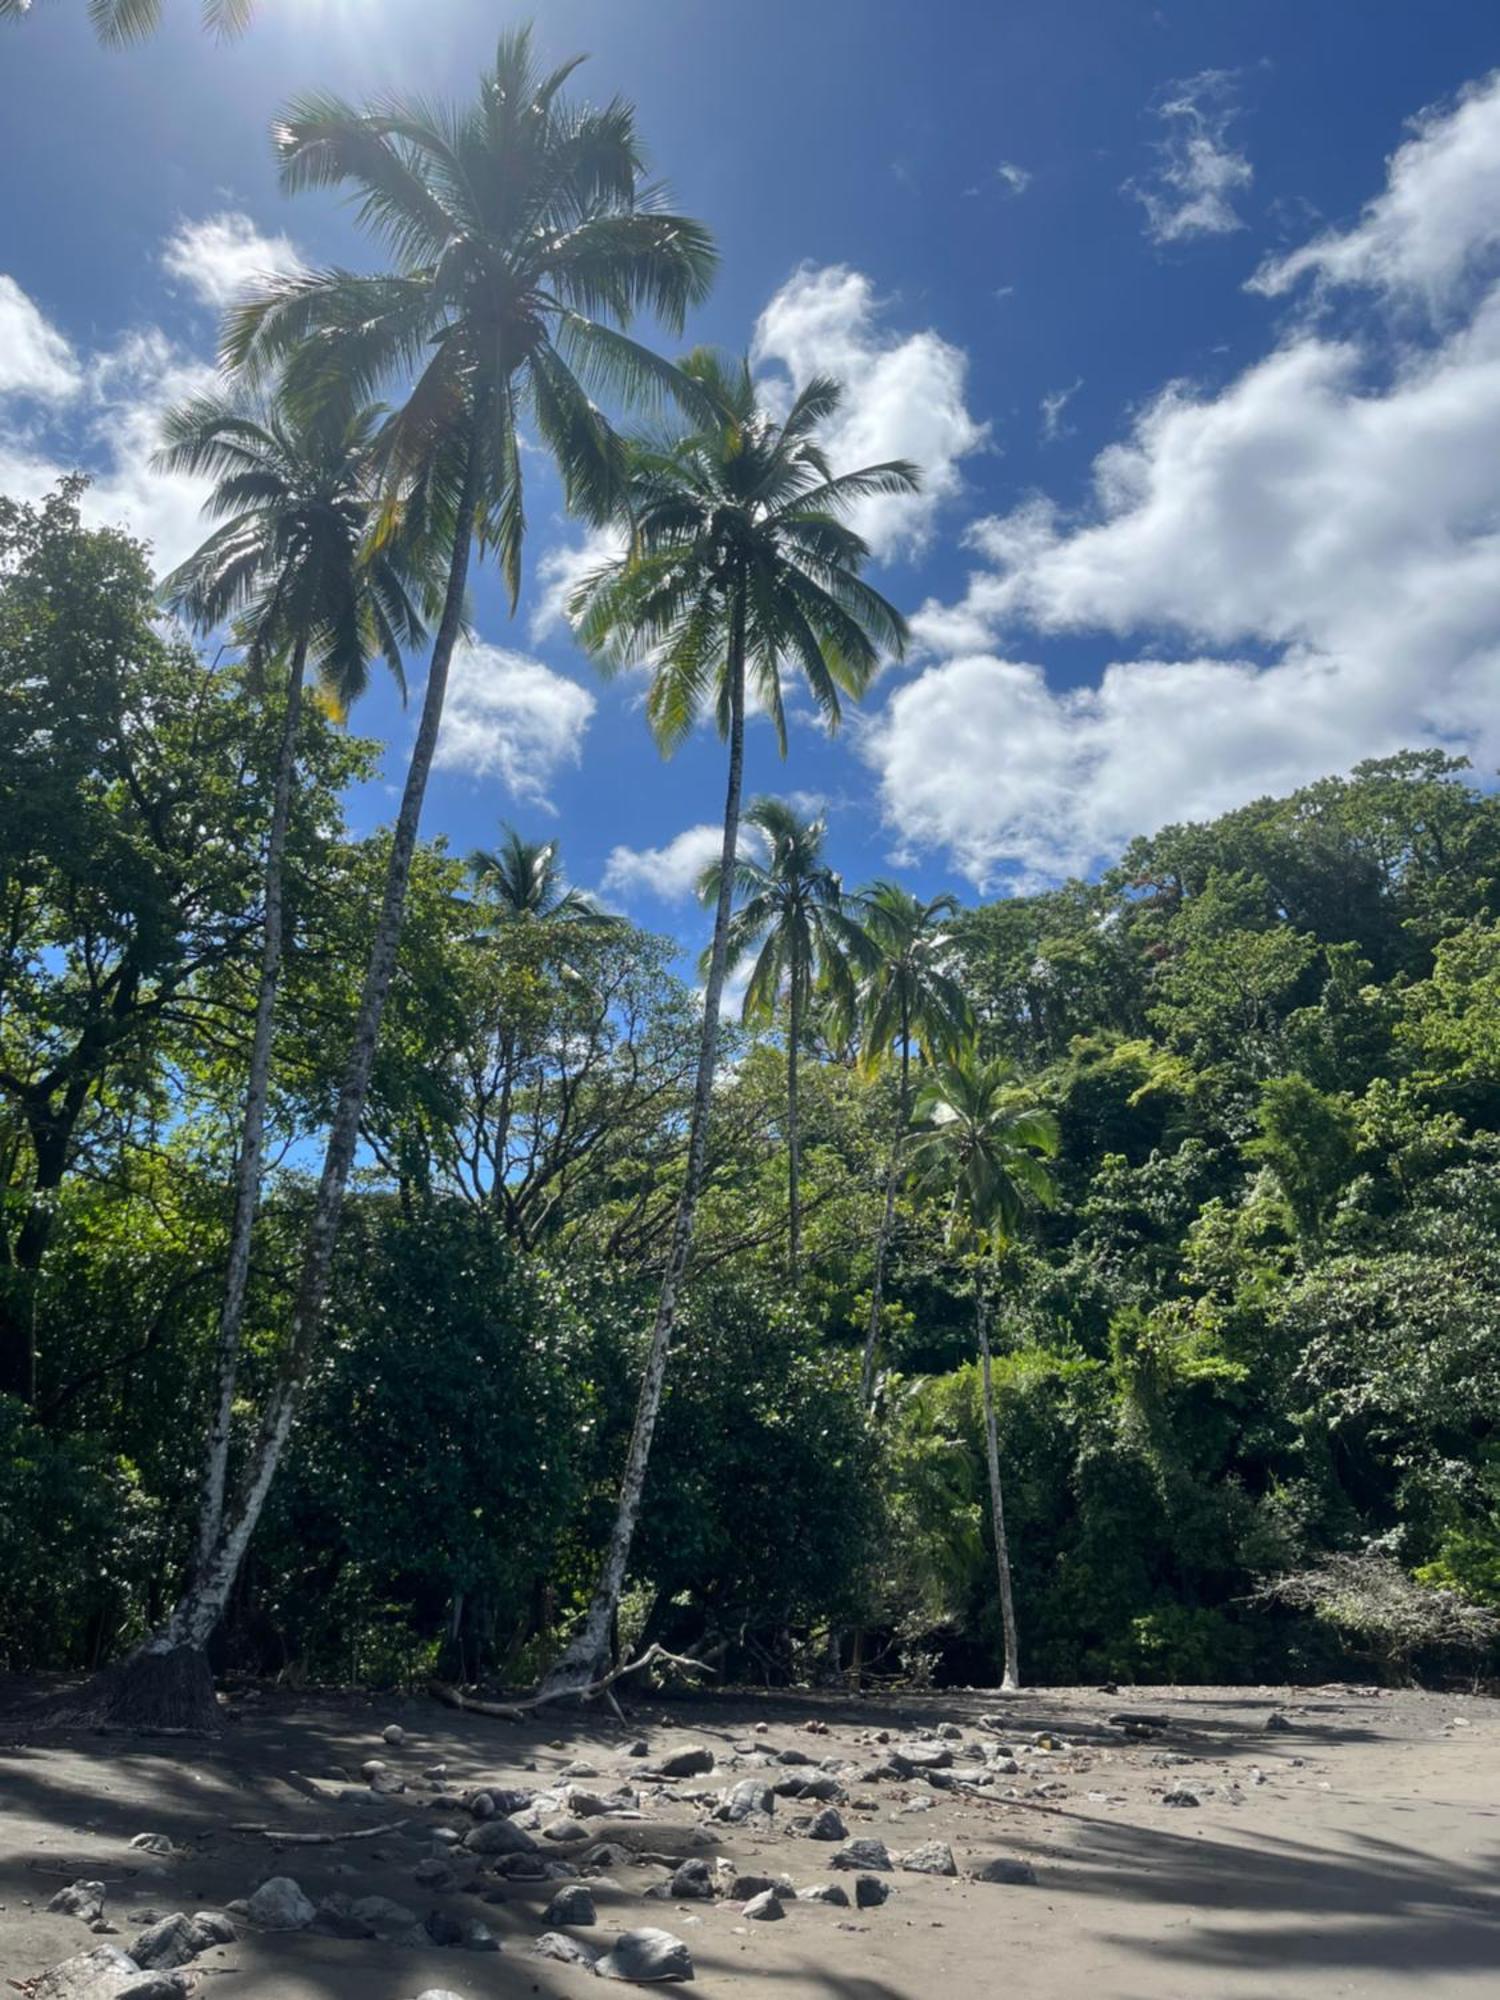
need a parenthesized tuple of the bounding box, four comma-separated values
(832, 1838, 892, 1871)
(742, 1889, 784, 1920)
(796, 1882, 850, 1906)
(31, 1950, 189, 2000)
(714, 1778, 775, 1821)
(1162, 1784, 1201, 1808)
(855, 1874, 890, 1908)
(595, 1927, 695, 1982)
(129, 1915, 214, 1969)
(804, 1806, 848, 1841)
(190, 1912, 235, 1945)
(899, 1841, 957, 1877)
(464, 1815, 539, 1855)
(656, 1745, 715, 1778)
(48, 1882, 107, 1922)
(543, 1815, 590, 1843)
(668, 1857, 715, 1900)
(544, 1884, 597, 1926)
(382, 1723, 406, 1745)
(975, 1857, 1036, 1885)
(245, 1877, 315, 1931)
(532, 1932, 600, 1966)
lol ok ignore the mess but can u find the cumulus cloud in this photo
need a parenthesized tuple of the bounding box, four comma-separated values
(996, 162, 1032, 195)
(1128, 70, 1253, 244)
(432, 641, 595, 808)
(0, 278, 218, 570)
(0, 276, 82, 401)
(161, 212, 305, 310)
(600, 823, 727, 905)
(876, 76, 1500, 887)
(1252, 69, 1500, 311)
(752, 263, 987, 560)
(530, 523, 628, 642)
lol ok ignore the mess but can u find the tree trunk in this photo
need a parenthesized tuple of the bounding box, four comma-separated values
(540, 597, 747, 1696)
(787, 977, 802, 1288)
(191, 635, 307, 1582)
(975, 1268, 1020, 1691)
(96, 437, 484, 1711)
(859, 1021, 910, 1405)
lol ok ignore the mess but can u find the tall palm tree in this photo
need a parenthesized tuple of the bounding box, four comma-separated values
(156, 388, 434, 1595)
(469, 826, 615, 930)
(699, 795, 867, 1284)
(545, 349, 918, 1691)
(908, 1053, 1059, 1691)
(113, 32, 714, 1721)
(0, 0, 252, 39)
(856, 883, 972, 1402)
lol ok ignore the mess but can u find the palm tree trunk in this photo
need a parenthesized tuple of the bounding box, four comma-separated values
(191, 634, 307, 1583)
(787, 978, 802, 1287)
(75, 436, 484, 1724)
(860, 1024, 910, 1405)
(541, 595, 747, 1695)
(975, 1266, 1020, 1691)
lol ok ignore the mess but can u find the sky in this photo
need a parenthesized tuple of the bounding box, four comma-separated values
(4, 0, 1500, 956)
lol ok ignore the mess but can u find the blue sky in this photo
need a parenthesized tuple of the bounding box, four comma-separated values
(4, 0, 1500, 961)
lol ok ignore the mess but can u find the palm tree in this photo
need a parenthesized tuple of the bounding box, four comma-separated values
(856, 884, 972, 1402)
(100, 32, 714, 1725)
(0, 0, 252, 40)
(908, 1052, 1059, 1691)
(699, 795, 866, 1284)
(469, 826, 615, 930)
(544, 349, 918, 1691)
(155, 388, 435, 1601)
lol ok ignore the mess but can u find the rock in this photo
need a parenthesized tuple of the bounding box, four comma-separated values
(464, 1815, 539, 1856)
(359, 1759, 386, 1779)
(775, 1747, 813, 1766)
(626, 1738, 650, 1757)
(990, 1755, 1020, 1774)
(657, 1744, 715, 1778)
(490, 1850, 550, 1881)
(804, 1806, 848, 1841)
(595, 1927, 695, 1982)
(563, 1787, 614, 1818)
(532, 1931, 600, 1966)
(190, 1912, 235, 1945)
(899, 1841, 957, 1877)
(668, 1857, 715, 1901)
(832, 1838, 892, 1871)
(32, 1949, 144, 2000)
(412, 1857, 451, 1886)
(796, 1882, 850, 1906)
(854, 1874, 890, 1908)
(312, 1896, 375, 1940)
(129, 1916, 209, 1969)
(49, 1882, 107, 1922)
(889, 1741, 953, 1774)
(714, 1779, 775, 1821)
(1162, 1784, 1200, 1808)
(349, 1894, 420, 1940)
(117, 1982, 189, 2000)
(424, 1910, 464, 1948)
(773, 1773, 841, 1802)
(544, 1884, 597, 1926)
(584, 1841, 635, 1869)
(1266, 1711, 1294, 1732)
(382, 1723, 406, 1745)
(245, 1877, 315, 1931)
(368, 1767, 406, 1795)
(975, 1857, 1036, 1886)
(469, 1784, 534, 1817)
(543, 1816, 590, 1844)
(731, 1873, 792, 1898)
(743, 1889, 784, 1921)
(936, 1722, 963, 1740)
(128, 1835, 174, 1857)
(423, 1762, 449, 1782)
(461, 1919, 499, 1952)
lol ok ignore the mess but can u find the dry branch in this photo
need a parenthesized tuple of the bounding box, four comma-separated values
(429, 1641, 714, 1721)
(229, 1816, 409, 1844)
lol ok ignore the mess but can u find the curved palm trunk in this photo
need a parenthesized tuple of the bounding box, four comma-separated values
(860, 1022, 910, 1404)
(786, 978, 802, 1288)
(975, 1266, 1020, 1691)
(191, 634, 307, 1583)
(89, 438, 484, 1720)
(541, 601, 747, 1695)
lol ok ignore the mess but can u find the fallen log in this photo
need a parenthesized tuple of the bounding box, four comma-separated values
(429, 1642, 714, 1722)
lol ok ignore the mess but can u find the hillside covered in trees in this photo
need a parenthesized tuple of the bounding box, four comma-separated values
(4, 481, 1497, 1696)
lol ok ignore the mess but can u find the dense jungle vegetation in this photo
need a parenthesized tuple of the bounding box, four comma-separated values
(4, 487, 1499, 1694)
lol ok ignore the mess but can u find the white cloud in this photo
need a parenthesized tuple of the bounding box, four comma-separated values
(0, 276, 82, 401)
(1252, 69, 1500, 311)
(0, 280, 218, 570)
(878, 78, 1500, 888)
(161, 212, 305, 311)
(996, 162, 1032, 195)
(1128, 70, 1253, 245)
(530, 523, 628, 642)
(752, 263, 988, 560)
(432, 641, 595, 808)
(601, 823, 727, 905)
(1039, 378, 1083, 443)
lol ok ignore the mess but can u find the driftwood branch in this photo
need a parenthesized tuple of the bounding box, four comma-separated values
(229, 1816, 409, 1845)
(429, 1642, 715, 1721)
